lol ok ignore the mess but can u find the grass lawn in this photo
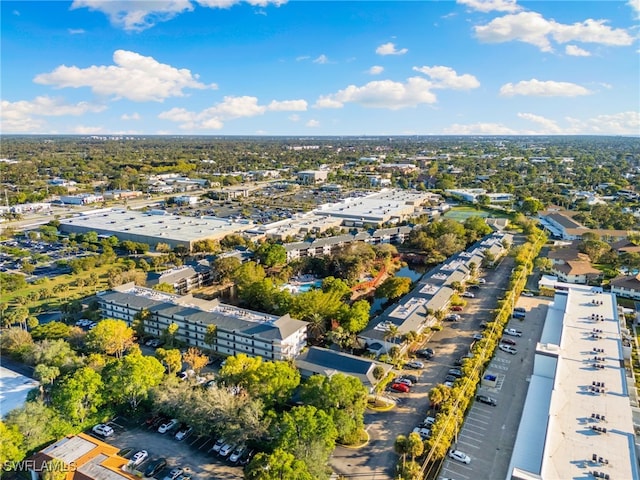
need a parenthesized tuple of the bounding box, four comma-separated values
(1, 259, 135, 312)
(443, 206, 510, 222)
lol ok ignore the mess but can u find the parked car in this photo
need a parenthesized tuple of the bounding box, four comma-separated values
(476, 394, 497, 406)
(499, 344, 518, 355)
(389, 382, 410, 393)
(144, 458, 167, 478)
(237, 449, 254, 466)
(130, 450, 149, 466)
(421, 416, 436, 427)
(448, 368, 462, 378)
(472, 333, 483, 340)
(412, 427, 431, 440)
(219, 443, 235, 457)
(450, 306, 463, 311)
(400, 374, 418, 384)
(92, 424, 114, 437)
(229, 444, 246, 463)
(478, 278, 486, 284)
(504, 328, 523, 337)
(162, 467, 184, 480)
(461, 292, 475, 298)
(175, 426, 192, 441)
(479, 322, 488, 330)
(445, 314, 460, 322)
(209, 438, 226, 453)
(448, 450, 471, 464)
(157, 419, 178, 434)
(522, 291, 534, 297)
(501, 337, 517, 346)
(444, 375, 457, 383)
(415, 348, 434, 359)
(406, 361, 424, 369)
(395, 378, 413, 387)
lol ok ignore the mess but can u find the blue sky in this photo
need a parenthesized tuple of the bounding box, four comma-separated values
(2, 0, 639, 135)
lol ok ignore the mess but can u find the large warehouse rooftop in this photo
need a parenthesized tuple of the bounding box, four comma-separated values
(313, 189, 434, 225)
(59, 209, 253, 250)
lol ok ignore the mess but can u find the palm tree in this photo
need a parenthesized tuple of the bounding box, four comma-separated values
(305, 312, 326, 344)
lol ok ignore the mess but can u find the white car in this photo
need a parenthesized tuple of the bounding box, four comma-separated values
(504, 328, 522, 337)
(461, 292, 475, 298)
(522, 291, 534, 297)
(406, 361, 424, 369)
(175, 426, 193, 441)
(219, 443, 235, 457)
(157, 419, 178, 434)
(395, 378, 413, 387)
(228, 444, 246, 463)
(130, 450, 148, 466)
(209, 438, 226, 453)
(412, 427, 431, 440)
(499, 344, 517, 355)
(92, 424, 114, 437)
(448, 449, 471, 464)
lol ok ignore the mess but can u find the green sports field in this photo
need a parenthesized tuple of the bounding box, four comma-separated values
(443, 206, 510, 221)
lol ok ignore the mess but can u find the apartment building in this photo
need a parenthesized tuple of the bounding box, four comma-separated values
(98, 283, 308, 361)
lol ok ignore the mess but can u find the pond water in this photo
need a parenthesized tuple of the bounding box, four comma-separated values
(369, 264, 427, 314)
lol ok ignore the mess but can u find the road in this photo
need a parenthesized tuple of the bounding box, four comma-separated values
(330, 242, 520, 479)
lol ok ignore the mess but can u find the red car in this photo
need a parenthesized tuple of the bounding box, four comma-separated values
(389, 382, 410, 393)
(451, 306, 463, 312)
(501, 337, 517, 346)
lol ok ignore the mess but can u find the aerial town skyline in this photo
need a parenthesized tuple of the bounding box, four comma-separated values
(1, 0, 639, 136)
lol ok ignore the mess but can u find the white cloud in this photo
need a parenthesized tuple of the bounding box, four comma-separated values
(500, 79, 592, 97)
(288, 114, 300, 122)
(121, 112, 141, 120)
(517, 112, 562, 133)
(71, 0, 287, 31)
(566, 111, 639, 135)
(313, 54, 330, 64)
(375, 42, 408, 56)
(444, 122, 518, 134)
(315, 77, 437, 110)
(267, 99, 308, 111)
(565, 44, 591, 56)
(306, 119, 320, 127)
(34, 50, 215, 102)
(475, 11, 633, 52)
(456, 0, 520, 13)
(158, 95, 305, 129)
(0, 95, 106, 132)
(70, 0, 194, 32)
(368, 66, 384, 75)
(412, 65, 480, 90)
(630, 0, 640, 18)
(68, 28, 86, 34)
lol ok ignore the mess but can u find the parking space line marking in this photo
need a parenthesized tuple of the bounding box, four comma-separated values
(460, 425, 487, 436)
(458, 434, 484, 444)
(457, 440, 481, 450)
(466, 414, 490, 424)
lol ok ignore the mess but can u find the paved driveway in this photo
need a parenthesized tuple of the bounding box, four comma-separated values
(331, 243, 521, 479)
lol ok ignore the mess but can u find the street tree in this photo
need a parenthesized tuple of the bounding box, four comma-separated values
(155, 348, 182, 375)
(85, 319, 134, 359)
(164, 322, 179, 348)
(182, 347, 209, 374)
(276, 405, 337, 479)
(245, 449, 314, 480)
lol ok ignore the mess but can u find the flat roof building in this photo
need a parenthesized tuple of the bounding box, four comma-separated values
(59, 209, 253, 251)
(313, 189, 433, 226)
(507, 282, 639, 480)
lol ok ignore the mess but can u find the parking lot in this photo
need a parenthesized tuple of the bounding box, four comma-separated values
(331, 247, 523, 479)
(90, 416, 244, 480)
(437, 293, 551, 480)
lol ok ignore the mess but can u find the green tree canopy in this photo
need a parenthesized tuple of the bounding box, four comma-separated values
(245, 449, 314, 480)
(52, 367, 104, 425)
(30, 322, 71, 341)
(102, 349, 165, 410)
(85, 319, 134, 359)
(155, 348, 182, 375)
(0, 421, 25, 467)
(255, 242, 287, 268)
(375, 276, 412, 301)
